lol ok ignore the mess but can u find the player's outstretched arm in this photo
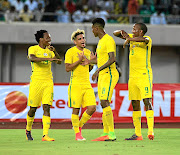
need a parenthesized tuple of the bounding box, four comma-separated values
(65, 52, 85, 72)
(48, 46, 62, 64)
(127, 37, 149, 43)
(113, 30, 128, 39)
(28, 54, 60, 62)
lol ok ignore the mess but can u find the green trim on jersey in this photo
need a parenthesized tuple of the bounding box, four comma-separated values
(107, 67, 112, 100)
(69, 71, 73, 107)
(146, 46, 152, 93)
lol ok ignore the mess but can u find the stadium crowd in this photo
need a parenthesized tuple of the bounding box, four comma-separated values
(0, 0, 180, 24)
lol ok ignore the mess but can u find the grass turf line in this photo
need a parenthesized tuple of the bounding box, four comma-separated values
(0, 129, 180, 155)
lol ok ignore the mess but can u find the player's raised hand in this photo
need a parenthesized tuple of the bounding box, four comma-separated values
(123, 39, 129, 48)
(77, 51, 85, 61)
(47, 46, 55, 51)
(92, 70, 99, 81)
(90, 51, 97, 60)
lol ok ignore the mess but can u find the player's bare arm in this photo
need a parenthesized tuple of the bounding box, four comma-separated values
(48, 46, 62, 64)
(82, 51, 97, 66)
(113, 30, 129, 39)
(126, 37, 149, 44)
(65, 52, 85, 72)
(92, 52, 115, 81)
(28, 54, 60, 62)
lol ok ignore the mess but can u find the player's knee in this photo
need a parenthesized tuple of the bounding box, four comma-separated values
(28, 107, 37, 117)
(132, 100, 141, 111)
(100, 100, 109, 108)
(90, 105, 96, 113)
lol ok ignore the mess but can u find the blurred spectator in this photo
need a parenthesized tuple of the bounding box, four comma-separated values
(56, 5, 70, 23)
(94, 6, 109, 23)
(72, 5, 84, 22)
(150, 9, 167, 25)
(104, 0, 114, 13)
(139, 0, 155, 23)
(128, 0, 139, 23)
(155, 0, 171, 14)
(25, 0, 38, 12)
(82, 5, 93, 22)
(11, 0, 24, 12)
(64, 0, 76, 14)
(33, 2, 44, 22)
(5, 5, 19, 22)
(128, 0, 139, 15)
(64, 0, 76, 22)
(37, 0, 45, 8)
(88, 0, 97, 10)
(41, 0, 57, 22)
(0, 0, 10, 12)
(19, 4, 33, 22)
(167, 2, 180, 24)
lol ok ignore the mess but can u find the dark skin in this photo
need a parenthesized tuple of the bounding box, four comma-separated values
(113, 24, 153, 111)
(65, 33, 96, 116)
(90, 24, 116, 108)
(28, 32, 62, 117)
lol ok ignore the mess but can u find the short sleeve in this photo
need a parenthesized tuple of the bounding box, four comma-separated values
(28, 46, 35, 56)
(51, 51, 55, 58)
(106, 37, 116, 53)
(65, 49, 73, 64)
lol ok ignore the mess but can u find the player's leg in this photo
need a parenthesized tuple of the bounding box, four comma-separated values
(26, 79, 42, 140)
(26, 106, 37, 140)
(101, 100, 116, 141)
(79, 105, 96, 129)
(141, 75, 154, 140)
(125, 78, 143, 140)
(99, 71, 119, 141)
(143, 98, 154, 140)
(41, 80, 54, 141)
(41, 104, 55, 141)
(71, 108, 85, 141)
(68, 84, 85, 141)
(79, 86, 96, 130)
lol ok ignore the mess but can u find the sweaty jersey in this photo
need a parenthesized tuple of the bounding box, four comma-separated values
(65, 46, 91, 85)
(28, 45, 55, 80)
(128, 34, 152, 78)
(96, 34, 117, 75)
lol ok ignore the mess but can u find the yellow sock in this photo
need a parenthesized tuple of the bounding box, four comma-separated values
(79, 111, 91, 128)
(26, 114, 34, 131)
(133, 111, 142, 137)
(71, 114, 79, 133)
(102, 114, 109, 133)
(103, 106, 114, 132)
(146, 110, 154, 134)
(42, 115, 51, 136)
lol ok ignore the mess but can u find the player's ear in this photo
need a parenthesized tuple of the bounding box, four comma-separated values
(73, 40, 76, 45)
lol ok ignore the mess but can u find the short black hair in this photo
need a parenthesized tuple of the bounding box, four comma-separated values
(136, 23, 148, 34)
(92, 18, 105, 28)
(34, 30, 47, 43)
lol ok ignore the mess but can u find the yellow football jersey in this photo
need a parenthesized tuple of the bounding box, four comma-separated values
(96, 34, 117, 75)
(65, 46, 91, 85)
(28, 45, 55, 80)
(128, 34, 152, 78)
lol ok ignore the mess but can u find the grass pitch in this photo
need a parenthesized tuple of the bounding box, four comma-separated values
(0, 128, 179, 155)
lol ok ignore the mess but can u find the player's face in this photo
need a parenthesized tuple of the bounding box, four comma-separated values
(132, 24, 141, 37)
(92, 25, 98, 37)
(74, 34, 86, 49)
(42, 32, 51, 46)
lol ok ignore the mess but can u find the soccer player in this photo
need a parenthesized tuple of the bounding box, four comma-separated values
(65, 29, 96, 141)
(84, 18, 119, 141)
(26, 30, 62, 141)
(113, 23, 154, 140)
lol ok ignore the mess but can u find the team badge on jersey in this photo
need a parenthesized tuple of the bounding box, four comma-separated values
(44, 53, 48, 56)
